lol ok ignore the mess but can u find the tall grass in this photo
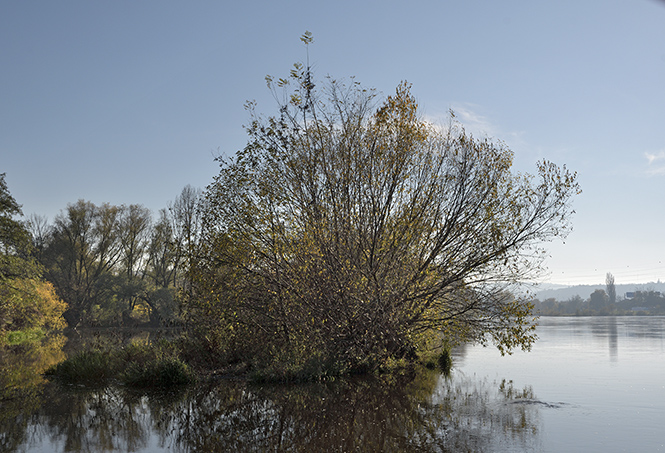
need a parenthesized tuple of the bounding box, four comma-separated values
(44, 339, 194, 388)
(121, 358, 193, 387)
(44, 350, 116, 384)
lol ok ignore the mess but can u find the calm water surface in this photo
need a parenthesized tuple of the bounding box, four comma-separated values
(2, 317, 664, 452)
(455, 316, 665, 452)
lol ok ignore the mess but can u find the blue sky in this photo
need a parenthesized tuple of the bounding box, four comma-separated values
(2, 0, 665, 285)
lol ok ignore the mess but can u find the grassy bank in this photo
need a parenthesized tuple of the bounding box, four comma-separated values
(44, 338, 195, 388)
(44, 335, 454, 388)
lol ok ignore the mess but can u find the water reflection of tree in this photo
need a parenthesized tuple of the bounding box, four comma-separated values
(36, 386, 156, 452)
(165, 373, 447, 452)
(6, 368, 542, 452)
(0, 334, 66, 452)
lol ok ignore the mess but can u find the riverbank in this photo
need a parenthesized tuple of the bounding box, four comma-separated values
(44, 333, 453, 387)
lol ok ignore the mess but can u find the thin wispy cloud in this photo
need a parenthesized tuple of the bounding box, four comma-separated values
(423, 104, 501, 140)
(423, 104, 537, 171)
(645, 150, 665, 175)
(647, 166, 665, 176)
(451, 104, 499, 138)
(645, 150, 665, 165)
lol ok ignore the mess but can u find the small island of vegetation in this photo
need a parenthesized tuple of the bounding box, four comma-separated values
(3, 37, 581, 387)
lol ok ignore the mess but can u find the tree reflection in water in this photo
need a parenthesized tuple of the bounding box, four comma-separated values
(0, 334, 66, 452)
(4, 366, 542, 452)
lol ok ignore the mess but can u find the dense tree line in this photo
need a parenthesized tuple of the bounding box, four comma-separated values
(533, 271, 665, 316)
(532, 289, 665, 316)
(35, 186, 202, 328)
(1, 174, 203, 333)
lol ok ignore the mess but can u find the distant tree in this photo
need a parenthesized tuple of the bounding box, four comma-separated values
(118, 204, 152, 281)
(168, 185, 202, 288)
(539, 298, 559, 315)
(43, 200, 123, 327)
(631, 290, 664, 311)
(589, 289, 609, 312)
(606, 272, 616, 304)
(35, 191, 195, 327)
(113, 204, 153, 322)
(147, 209, 178, 288)
(564, 295, 585, 314)
(26, 213, 51, 263)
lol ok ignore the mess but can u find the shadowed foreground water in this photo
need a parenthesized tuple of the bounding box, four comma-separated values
(2, 317, 664, 452)
(1, 368, 541, 452)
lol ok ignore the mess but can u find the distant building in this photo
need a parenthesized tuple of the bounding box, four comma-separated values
(625, 292, 635, 299)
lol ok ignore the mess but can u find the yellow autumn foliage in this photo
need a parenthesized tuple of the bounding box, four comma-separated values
(0, 278, 67, 339)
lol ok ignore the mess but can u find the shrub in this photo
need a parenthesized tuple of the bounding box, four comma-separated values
(44, 350, 116, 384)
(121, 358, 194, 387)
(45, 339, 195, 388)
(437, 349, 452, 375)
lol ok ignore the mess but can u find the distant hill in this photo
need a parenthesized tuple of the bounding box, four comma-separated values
(534, 282, 665, 301)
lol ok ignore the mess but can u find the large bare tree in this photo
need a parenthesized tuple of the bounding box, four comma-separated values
(44, 200, 122, 327)
(190, 60, 580, 372)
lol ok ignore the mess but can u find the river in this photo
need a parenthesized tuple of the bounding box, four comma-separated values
(1, 316, 664, 452)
